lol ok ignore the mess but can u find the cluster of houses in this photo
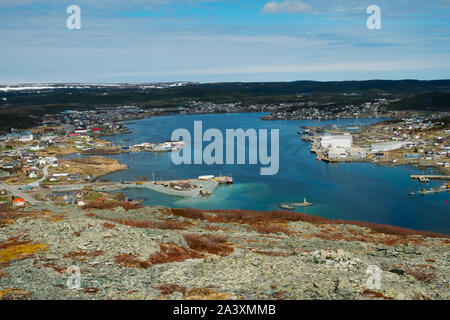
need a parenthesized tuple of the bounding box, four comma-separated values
(262, 100, 392, 121)
(40, 105, 145, 130)
(308, 113, 450, 166)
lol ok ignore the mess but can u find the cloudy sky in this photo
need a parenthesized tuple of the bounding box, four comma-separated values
(0, 0, 449, 83)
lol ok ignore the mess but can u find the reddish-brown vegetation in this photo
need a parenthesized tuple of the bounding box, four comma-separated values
(0, 237, 30, 250)
(248, 223, 292, 236)
(154, 284, 235, 300)
(0, 211, 16, 219)
(84, 287, 99, 294)
(115, 242, 205, 268)
(115, 253, 151, 268)
(155, 284, 187, 296)
(184, 234, 233, 255)
(103, 222, 116, 229)
(43, 263, 66, 274)
(200, 225, 231, 232)
(253, 250, 289, 257)
(148, 242, 204, 264)
(110, 218, 188, 230)
(0, 288, 31, 300)
(361, 289, 394, 300)
(64, 250, 104, 261)
(412, 293, 432, 300)
(404, 266, 437, 283)
(169, 208, 449, 240)
(83, 201, 143, 211)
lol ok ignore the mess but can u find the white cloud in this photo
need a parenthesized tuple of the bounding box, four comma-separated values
(263, 1, 312, 14)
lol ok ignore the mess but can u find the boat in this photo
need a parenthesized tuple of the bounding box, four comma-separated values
(292, 197, 313, 207)
(279, 204, 295, 210)
(215, 175, 234, 184)
(199, 175, 215, 181)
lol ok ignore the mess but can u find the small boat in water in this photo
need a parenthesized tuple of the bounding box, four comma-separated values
(279, 204, 295, 210)
(292, 197, 313, 207)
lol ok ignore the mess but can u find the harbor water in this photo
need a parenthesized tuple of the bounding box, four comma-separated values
(68, 112, 450, 234)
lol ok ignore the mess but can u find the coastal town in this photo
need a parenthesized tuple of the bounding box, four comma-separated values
(1, 100, 450, 211)
(301, 112, 450, 169)
(261, 99, 394, 120)
(1, 0, 449, 304)
(0, 103, 241, 210)
(0, 92, 449, 302)
(300, 111, 450, 193)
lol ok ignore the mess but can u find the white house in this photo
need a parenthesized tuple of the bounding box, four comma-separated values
(18, 131, 34, 142)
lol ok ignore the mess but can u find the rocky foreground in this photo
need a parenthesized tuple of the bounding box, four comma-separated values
(0, 203, 449, 300)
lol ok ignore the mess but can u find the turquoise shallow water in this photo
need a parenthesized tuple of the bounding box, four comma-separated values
(68, 113, 450, 234)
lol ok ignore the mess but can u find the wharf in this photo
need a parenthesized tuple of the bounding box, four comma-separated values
(411, 175, 450, 182)
(96, 179, 219, 198)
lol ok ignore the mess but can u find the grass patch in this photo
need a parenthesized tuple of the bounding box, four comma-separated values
(184, 234, 233, 255)
(115, 242, 205, 269)
(0, 237, 47, 263)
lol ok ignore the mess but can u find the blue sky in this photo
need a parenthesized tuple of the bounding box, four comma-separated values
(0, 0, 449, 83)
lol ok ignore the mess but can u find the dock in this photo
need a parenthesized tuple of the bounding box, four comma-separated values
(95, 179, 219, 198)
(410, 175, 450, 182)
(418, 188, 450, 195)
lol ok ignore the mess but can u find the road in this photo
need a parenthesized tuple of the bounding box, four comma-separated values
(36, 165, 50, 184)
(0, 165, 49, 205)
(0, 182, 39, 205)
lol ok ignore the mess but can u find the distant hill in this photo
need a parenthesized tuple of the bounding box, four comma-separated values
(388, 92, 450, 111)
(1, 79, 449, 131)
(1, 80, 450, 111)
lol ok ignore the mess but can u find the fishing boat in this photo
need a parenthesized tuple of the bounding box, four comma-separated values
(215, 175, 234, 184)
(292, 197, 313, 207)
(279, 204, 295, 210)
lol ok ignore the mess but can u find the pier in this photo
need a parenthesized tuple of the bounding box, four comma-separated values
(63, 179, 221, 198)
(410, 175, 450, 182)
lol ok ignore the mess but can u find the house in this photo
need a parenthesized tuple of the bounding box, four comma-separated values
(29, 145, 44, 151)
(77, 200, 86, 207)
(69, 174, 81, 181)
(18, 131, 34, 142)
(0, 170, 10, 179)
(13, 198, 25, 207)
(28, 172, 38, 178)
(52, 173, 68, 177)
(27, 181, 40, 188)
(1, 161, 19, 170)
